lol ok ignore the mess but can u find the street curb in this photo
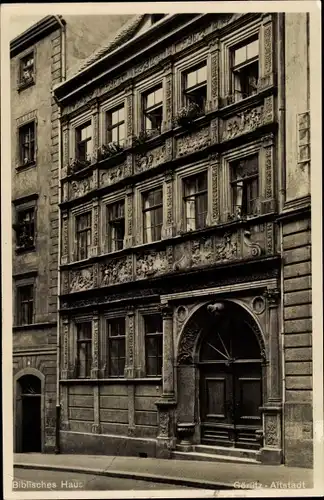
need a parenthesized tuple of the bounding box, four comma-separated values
(14, 462, 233, 490)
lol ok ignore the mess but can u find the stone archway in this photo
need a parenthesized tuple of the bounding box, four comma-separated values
(176, 300, 270, 455)
(14, 368, 45, 453)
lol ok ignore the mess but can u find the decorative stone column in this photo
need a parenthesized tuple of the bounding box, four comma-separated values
(62, 121, 69, 174)
(125, 306, 135, 378)
(162, 62, 173, 132)
(60, 385, 69, 431)
(208, 38, 220, 111)
(91, 311, 99, 379)
(163, 170, 173, 239)
(209, 153, 220, 225)
(261, 133, 276, 215)
(155, 303, 176, 458)
(92, 385, 101, 434)
(125, 186, 134, 248)
(91, 101, 99, 163)
(91, 198, 99, 257)
(61, 210, 69, 265)
(259, 14, 275, 90)
(260, 287, 282, 465)
(125, 85, 134, 148)
(61, 316, 69, 380)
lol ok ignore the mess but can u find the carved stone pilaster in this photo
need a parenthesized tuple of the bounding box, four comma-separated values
(125, 306, 135, 378)
(163, 171, 173, 239)
(260, 406, 282, 465)
(91, 102, 99, 163)
(264, 288, 281, 404)
(261, 134, 275, 214)
(126, 88, 133, 147)
(155, 398, 177, 459)
(210, 153, 220, 225)
(209, 38, 220, 111)
(91, 311, 99, 378)
(160, 304, 175, 399)
(60, 385, 69, 431)
(91, 199, 99, 257)
(165, 137, 173, 161)
(125, 186, 133, 248)
(61, 210, 69, 265)
(62, 122, 69, 168)
(163, 68, 173, 132)
(92, 385, 101, 433)
(259, 15, 274, 90)
(61, 317, 69, 379)
(127, 385, 136, 436)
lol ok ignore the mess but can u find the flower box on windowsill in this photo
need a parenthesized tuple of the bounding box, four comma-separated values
(173, 102, 203, 129)
(16, 160, 36, 171)
(132, 129, 160, 152)
(98, 142, 126, 162)
(68, 157, 92, 176)
(17, 76, 35, 92)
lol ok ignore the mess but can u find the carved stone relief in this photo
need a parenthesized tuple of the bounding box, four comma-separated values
(158, 410, 170, 437)
(62, 125, 69, 167)
(177, 324, 202, 365)
(62, 318, 69, 376)
(70, 267, 94, 293)
(61, 213, 69, 262)
(91, 314, 99, 372)
(222, 106, 267, 141)
(135, 145, 166, 174)
(126, 93, 133, 141)
(165, 73, 173, 129)
(211, 155, 220, 224)
(127, 309, 135, 366)
(173, 242, 192, 271)
(176, 128, 211, 157)
(101, 255, 133, 286)
(70, 177, 93, 200)
(136, 250, 170, 279)
(266, 222, 274, 255)
(264, 415, 279, 447)
(264, 146, 273, 199)
(243, 229, 262, 257)
(215, 232, 238, 261)
(191, 237, 213, 267)
(100, 162, 126, 188)
(210, 42, 219, 107)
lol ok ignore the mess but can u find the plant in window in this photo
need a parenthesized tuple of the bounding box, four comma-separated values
(98, 141, 125, 161)
(68, 154, 92, 174)
(173, 101, 202, 128)
(132, 129, 159, 150)
(14, 208, 35, 249)
(20, 53, 34, 86)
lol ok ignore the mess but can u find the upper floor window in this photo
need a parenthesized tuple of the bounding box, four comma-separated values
(76, 322, 92, 378)
(144, 314, 163, 377)
(183, 171, 208, 232)
(17, 284, 34, 325)
(76, 212, 92, 260)
(107, 317, 126, 377)
(183, 62, 207, 112)
(107, 105, 125, 145)
(19, 52, 34, 86)
(143, 187, 163, 243)
(231, 155, 259, 217)
(231, 37, 259, 101)
(143, 85, 163, 134)
(75, 122, 92, 161)
(15, 208, 35, 250)
(19, 122, 35, 166)
(107, 200, 125, 252)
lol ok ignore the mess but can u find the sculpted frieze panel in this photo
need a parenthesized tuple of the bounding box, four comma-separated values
(69, 176, 94, 200)
(99, 161, 127, 188)
(70, 267, 94, 293)
(191, 237, 214, 267)
(176, 128, 211, 157)
(221, 102, 274, 141)
(136, 250, 170, 280)
(135, 145, 166, 174)
(100, 255, 133, 286)
(215, 232, 238, 261)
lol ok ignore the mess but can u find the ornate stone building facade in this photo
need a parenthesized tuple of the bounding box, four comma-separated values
(53, 13, 312, 467)
(11, 14, 131, 453)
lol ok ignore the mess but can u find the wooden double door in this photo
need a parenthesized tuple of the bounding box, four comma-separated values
(199, 314, 262, 449)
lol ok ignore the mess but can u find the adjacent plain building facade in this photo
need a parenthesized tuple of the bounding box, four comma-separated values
(52, 12, 312, 468)
(11, 14, 131, 453)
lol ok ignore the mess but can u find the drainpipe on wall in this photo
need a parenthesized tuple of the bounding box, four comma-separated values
(277, 12, 286, 459)
(54, 17, 65, 454)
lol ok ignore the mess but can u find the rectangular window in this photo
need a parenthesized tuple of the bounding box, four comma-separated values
(143, 187, 163, 243)
(76, 322, 92, 378)
(183, 62, 207, 112)
(76, 212, 92, 260)
(16, 208, 35, 249)
(19, 122, 35, 166)
(107, 201, 125, 252)
(144, 314, 163, 377)
(107, 318, 126, 377)
(107, 105, 125, 145)
(142, 85, 163, 134)
(75, 122, 92, 161)
(20, 52, 34, 85)
(17, 284, 34, 325)
(183, 171, 208, 231)
(231, 37, 259, 101)
(231, 155, 259, 217)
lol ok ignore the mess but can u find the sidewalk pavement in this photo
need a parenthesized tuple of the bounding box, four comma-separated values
(14, 453, 314, 491)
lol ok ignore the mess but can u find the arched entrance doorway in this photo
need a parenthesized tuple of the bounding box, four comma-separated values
(17, 375, 42, 452)
(197, 302, 263, 449)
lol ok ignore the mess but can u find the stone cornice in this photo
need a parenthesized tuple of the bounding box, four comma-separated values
(10, 15, 65, 58)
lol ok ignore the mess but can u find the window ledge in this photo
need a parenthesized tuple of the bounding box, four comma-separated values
(17, 78, 35, 92)
(16, 161, 36, 172)
(15, 244, 35, 254)
(60, 377, 162, 384)
(13, 321, 57, 331)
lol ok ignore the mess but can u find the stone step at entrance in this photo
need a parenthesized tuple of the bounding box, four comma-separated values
(172, 444, 261, 464)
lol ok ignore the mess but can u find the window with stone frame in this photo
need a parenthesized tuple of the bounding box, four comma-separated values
(230, 154, 259, 218)
(107, 317, 126, 377)
(107, 200, 125, 252)
(17, 284, 34, 325)
(14, 207, 35, 250)
(76, 322, 92, 378)
(231, 37, 259, 102)
(144, 314, 163, 377)
(76, 212, 92, 260)
(183, 171, 208, 231)
(183, 62, 207, 112)
(142, 187, 163, 243)
(142, 85, 163, 135)
(107, 105, 125, 145)
(19, 121, 35, 166)
(75, 121, 92, 161)
(19, 52, 35, 86)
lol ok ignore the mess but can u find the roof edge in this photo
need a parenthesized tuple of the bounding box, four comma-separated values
(10, 15, 66, 58)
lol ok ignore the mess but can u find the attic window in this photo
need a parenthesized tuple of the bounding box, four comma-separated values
(19, 52, 35, 88)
